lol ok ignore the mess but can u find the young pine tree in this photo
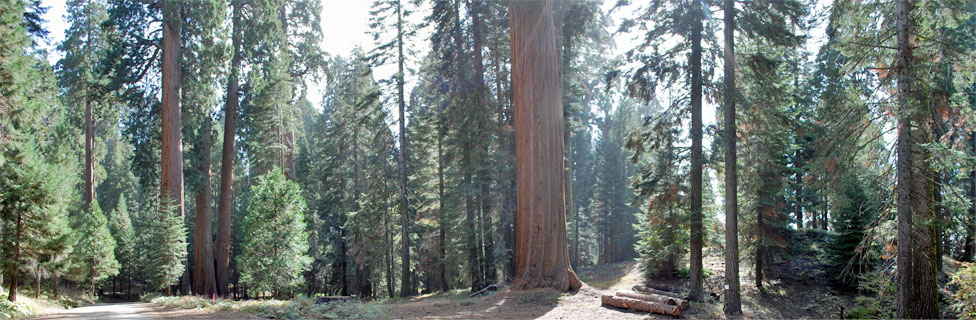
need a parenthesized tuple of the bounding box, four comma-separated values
(73, 202, 120, 297)
(109, 194, 136, 298)
(238, 168, 311, 299)
(829, 173, 880, 288)
(137, 199, 188, 294)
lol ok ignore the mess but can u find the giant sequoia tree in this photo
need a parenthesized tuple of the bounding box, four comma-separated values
(509, 0, 581, 292)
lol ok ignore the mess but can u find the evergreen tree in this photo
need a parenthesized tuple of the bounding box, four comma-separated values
(138, 199, 187, 294)
(368, 0, 418, 296)
(829, 173, 881, 288)
(73, 202, 120, 297)
(109, 194, 135, 298)
(1, 0, 79, 301)
(238, 168, 311, 298)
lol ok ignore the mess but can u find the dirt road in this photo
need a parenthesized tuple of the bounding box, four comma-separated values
(33, 302, 256, 319)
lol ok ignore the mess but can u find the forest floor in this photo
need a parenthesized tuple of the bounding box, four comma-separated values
(383, 230, 895, 319)
(32, 302, 259, 319)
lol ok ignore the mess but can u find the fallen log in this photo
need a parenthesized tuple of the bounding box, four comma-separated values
(601, 295, 681, 316)
(616, 291, 689, 310)
(633, 285, 687, 300)
(470, 283, 500, 297)
(315, 296, 354, 304)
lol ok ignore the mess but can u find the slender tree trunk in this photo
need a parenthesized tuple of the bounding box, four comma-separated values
(822, 209, 828, 230)
(216, 0, 241, 297)
(966, 133, 976, 263)
(722, 0, 741, 314)
(7, 197, 22, 301)
(479, 183, 497, 284)
(194, 119, 217, 296)
(689, 0, 705, 302)
(386, 200, 394, 297)
(794, 159, 803, 229)
(509, 0, 581, 292)
(471, 0, 496, 286)
(84, 100, 94, 213)
(395, 0, 412, 298)
(437, 128, 449, 291)
(934, 172, 943, 271)
(452, 0, 483, 293)
(34, 264, 39, 299)
(565, 125, 577, 268)
(756, 180, 766, 292)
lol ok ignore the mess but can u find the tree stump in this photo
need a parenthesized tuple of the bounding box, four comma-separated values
(601, 295, 681, 316)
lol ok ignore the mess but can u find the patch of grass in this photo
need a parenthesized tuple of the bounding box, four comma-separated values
(151, 295, 388, 319)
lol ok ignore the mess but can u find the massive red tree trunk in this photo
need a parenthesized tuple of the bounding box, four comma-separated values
(215, 1, 242, 297)
(193, 119, 217, 296)
(161, 0, 184, 220)
(509, 0, 581, 292)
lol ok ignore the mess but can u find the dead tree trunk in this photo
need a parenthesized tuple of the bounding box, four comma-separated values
(616, 291, 688, 310)
(601, 295, 681, 316)
(509, 0, 581, 292)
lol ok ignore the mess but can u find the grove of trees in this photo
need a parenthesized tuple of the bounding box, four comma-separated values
(2, 0, 976, 318)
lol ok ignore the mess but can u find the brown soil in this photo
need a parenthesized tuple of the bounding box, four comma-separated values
(33, 302, 260, 319)
(384, 252, 856, 319)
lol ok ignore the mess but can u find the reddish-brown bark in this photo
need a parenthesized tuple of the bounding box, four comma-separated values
(215, 1, 242, 297)
(161, 0, 184, 220)
(509, 0, 581, 292)
(193, 118, 217, 296)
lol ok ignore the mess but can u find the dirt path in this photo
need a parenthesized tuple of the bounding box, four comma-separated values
(33, 302, 257, 319)
(384, 261, 684, 319)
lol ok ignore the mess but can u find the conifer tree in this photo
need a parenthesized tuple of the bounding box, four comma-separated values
(73, 202, 120, 297)
(238, 168, 311, 299)
(109, 194, 135, 298)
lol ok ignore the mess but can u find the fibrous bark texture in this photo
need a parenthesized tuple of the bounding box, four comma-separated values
(509, 0, 581, 292)
(215, 1, 242, 297)
(161, 0, 184, 220)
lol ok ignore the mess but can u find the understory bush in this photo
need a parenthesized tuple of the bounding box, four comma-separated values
(150, 295, 387, 319)
(950, 263, 976, 318)
(0, 299, 37, 320)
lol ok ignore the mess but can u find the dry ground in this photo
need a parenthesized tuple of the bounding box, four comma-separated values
(33, 302, 261, 319)
(384, 253, 856, 319)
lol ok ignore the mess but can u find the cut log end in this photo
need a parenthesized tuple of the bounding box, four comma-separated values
(601, 295, 682, 316)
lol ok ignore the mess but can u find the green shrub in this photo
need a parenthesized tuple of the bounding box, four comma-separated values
(950, 263, 976, 319)
(0, 299, 38, 320)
